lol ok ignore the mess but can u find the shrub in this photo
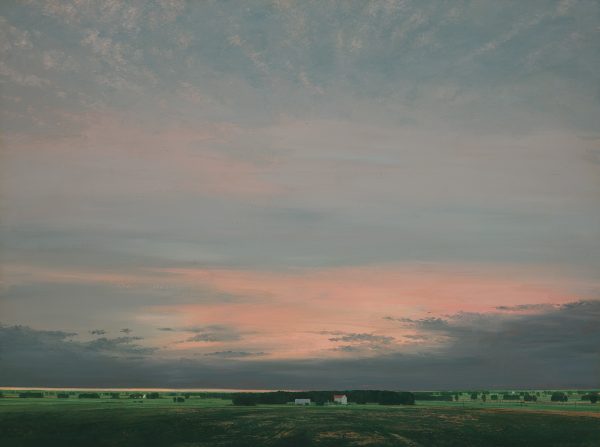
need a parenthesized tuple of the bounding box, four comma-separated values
(19, 392, 43, 398)
(550, 392, 568, 402)
(581, 393, 598, 403)
(232, 394, 257, 406)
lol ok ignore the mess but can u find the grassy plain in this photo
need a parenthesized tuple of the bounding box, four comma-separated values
(1, 395, 599, 447)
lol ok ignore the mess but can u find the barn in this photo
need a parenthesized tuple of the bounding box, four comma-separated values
(333, 394, 348, 405)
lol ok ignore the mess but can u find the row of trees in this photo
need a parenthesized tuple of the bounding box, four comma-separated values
(232, 390, 415, 406)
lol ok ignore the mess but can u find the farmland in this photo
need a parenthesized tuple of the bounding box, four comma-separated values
(0, 390, 599, 446)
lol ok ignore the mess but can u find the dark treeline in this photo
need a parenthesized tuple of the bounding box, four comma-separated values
(413, 392, 454, 401)
(232, 390, 415, 406)
(18, 392, 44, 398)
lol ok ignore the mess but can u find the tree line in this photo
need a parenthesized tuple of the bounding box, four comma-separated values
(232, 390, 415, 406)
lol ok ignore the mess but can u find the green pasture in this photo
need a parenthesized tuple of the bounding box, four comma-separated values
(1, 394, 599, 446)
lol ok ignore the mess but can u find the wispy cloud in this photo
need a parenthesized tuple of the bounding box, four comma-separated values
(203, 350, 266, 358)
(89, 329, 107, 336)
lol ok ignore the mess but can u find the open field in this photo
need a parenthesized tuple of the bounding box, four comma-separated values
(1, 397, 599, 447)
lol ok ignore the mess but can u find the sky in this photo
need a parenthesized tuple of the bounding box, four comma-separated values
(1, 0, 599, 390)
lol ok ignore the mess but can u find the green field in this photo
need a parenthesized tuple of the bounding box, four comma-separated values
(1, 396, 599, 446)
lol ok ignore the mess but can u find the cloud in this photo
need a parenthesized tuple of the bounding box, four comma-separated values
(157, 327, 174, 332)
(495, 303, 559, 312)
(89, 329, 107, 335)
(181, 325, 242, 343)
(1, 301, 599, 388)
(326, 332, 395, 345)
(203, 351, 266, 358)
(120, 328, 132, 334)
(0, 61, 50, 87)
(85, 336, 155, 356)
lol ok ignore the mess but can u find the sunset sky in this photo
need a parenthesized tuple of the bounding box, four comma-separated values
(1, 0, 599, 389)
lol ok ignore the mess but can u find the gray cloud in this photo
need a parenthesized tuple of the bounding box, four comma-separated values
(495, 303, 559, 312)
(173, 325, 244, 343)
(203, 351, 266, 358)
(328, 333, 395, 344)
(85, 336, 155, 356)
(89, 329, 107, 335)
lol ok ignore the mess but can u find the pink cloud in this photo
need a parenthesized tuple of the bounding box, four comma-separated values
(4, 113, 281, 201)
(141, 263, 591, 359)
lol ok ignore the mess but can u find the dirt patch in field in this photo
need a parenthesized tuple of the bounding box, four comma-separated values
(317, 430, 387, 445)
(481, 407, 600, 419)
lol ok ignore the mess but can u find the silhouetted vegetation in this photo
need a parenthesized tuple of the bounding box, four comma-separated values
(78, 393, 100, 399)
(551, 392, 568, 402)
(19, 392, 43, 398)
(413, 392, 454, 401)
(581, 393, 598, 403)
(231, 390, 415, 406)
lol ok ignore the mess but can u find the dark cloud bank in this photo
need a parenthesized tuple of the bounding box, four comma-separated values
(1, 300, 598, 390)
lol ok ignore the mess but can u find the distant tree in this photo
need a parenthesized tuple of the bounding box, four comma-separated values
(57, 393, 69, 399)
(232, 394, 257, 406)
(523, 394, 537, 402)
(490, 395, 498, 401)
(470, 392, 478, 400)
(146, 392, 160, 399)
(481, 394, 487, 402)
(550, 392, 568, 402)
(379, 391, 415, 405)
(110, 393, 120, 399)
(582, 393, 599, 404)
(19, 392, 43, 398)
(78, 393, 100, 399)
(183, 393, 191, 399)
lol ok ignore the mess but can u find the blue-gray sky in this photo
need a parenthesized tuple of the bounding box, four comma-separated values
(1, 0, 599, 389)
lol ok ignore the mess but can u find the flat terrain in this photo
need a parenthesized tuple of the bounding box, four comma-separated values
(1, 398, 599, 446)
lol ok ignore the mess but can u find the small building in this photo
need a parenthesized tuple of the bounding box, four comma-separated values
(333, 394, 348, 405)
(294, 398, 311, 405)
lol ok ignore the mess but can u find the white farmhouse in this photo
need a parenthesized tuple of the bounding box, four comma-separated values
(294, 398, 311, 405)
(333, 394, 348, 405)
